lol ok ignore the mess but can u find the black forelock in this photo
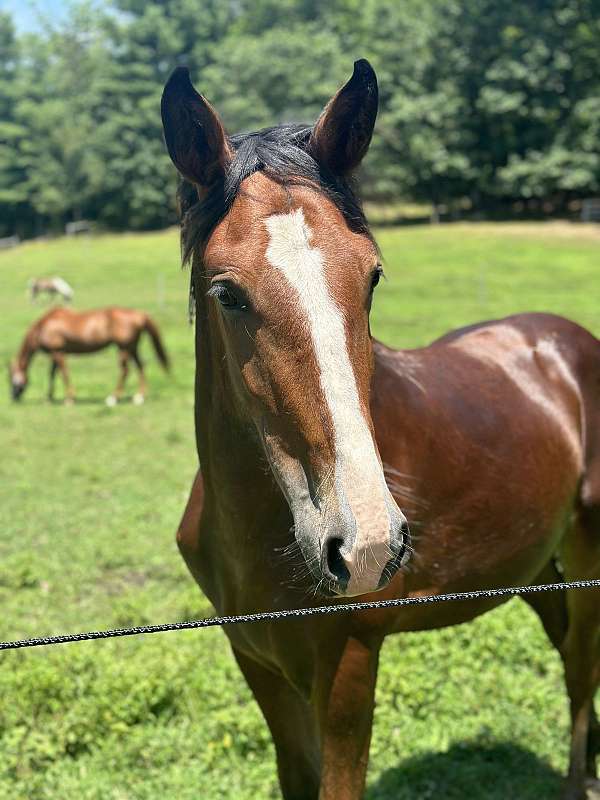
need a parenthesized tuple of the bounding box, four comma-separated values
(177, 123, 374, 267)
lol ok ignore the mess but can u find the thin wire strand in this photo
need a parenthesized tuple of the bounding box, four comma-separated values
(1, 579, 599, 652)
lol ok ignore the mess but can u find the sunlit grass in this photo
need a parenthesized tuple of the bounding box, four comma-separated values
(1, 221, 599, 798)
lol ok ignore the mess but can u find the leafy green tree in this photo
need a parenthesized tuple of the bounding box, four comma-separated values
(10, 5, 112, 232)
(366, 0, 600, 210)
(2, 0, 600, 234)
(200, 24, 347, 131)
(0, 12, 28, 236)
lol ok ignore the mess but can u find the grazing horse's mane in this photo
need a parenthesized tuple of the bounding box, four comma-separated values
(177, 122, 374, 269)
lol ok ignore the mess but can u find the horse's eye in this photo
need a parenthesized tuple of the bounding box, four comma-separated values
(210, 285, 246, 311)
(218, 288, 239, 309)
(370, 266, 384, 292)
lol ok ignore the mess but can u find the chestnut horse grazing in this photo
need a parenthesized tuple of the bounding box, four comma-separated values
(9, 307, 169, 405)
(163, 61, 600, 799)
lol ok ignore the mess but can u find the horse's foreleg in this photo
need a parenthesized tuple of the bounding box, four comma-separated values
(316, 634, 381, 800)
(48, 358, 58, 402)
(106, 350, 129, 406)
(520, 560, 593, 792)
(521, 559, 600, 784)
(589, 705, 600, 779)
(233, 647, 321, 800)
(562, 593, 600, 799)
(520, 559, 568, 650)
(560, 517, 600, 799)
(54, 353, 74, 404)
(130, 349, 146, 405)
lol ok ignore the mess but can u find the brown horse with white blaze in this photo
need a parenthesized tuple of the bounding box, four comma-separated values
(164, 61, 600, 800)
(9, 307, 169, 404)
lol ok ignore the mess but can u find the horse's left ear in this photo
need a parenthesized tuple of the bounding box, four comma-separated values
(309, 59, 378, 175)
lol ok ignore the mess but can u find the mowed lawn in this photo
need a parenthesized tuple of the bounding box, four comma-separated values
(1, 221, 600, 799)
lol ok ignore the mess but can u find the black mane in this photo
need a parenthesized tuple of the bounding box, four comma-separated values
(178, 123, 374, 266)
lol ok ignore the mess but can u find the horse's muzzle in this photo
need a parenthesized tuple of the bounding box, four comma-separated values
(11, 384, 25, 401)
(319, 516, 411, 597)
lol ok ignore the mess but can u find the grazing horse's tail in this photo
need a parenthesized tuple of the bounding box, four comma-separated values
(143, 316, 170, 371)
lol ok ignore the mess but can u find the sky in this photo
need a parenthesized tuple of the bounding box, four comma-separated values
(1, 0, 69, 32)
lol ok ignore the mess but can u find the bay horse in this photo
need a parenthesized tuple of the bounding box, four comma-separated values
(163, 61, 600, 800)
(9, 307, 169, 405)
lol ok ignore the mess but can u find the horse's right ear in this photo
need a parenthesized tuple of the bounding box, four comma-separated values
(161, 67, 232, 187)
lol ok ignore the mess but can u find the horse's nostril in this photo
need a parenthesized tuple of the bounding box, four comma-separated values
(400, 518, 410, 544)
(324, 536, 350, 586)
(398, 518, 411, 561)
(326, 536, 343, 573)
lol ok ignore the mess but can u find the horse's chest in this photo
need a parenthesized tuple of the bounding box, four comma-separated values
(190, 542, 322, 696)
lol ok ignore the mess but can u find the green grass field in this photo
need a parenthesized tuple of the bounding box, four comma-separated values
(1, 221, 600, 799)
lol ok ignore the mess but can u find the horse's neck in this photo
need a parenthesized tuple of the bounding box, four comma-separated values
(17, 328, 37, 371)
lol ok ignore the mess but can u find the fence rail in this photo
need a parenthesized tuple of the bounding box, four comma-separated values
(1, 578, 599, 652)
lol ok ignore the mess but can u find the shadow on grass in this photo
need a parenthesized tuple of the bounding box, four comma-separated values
(367, 742, 563, 800)
(17, 394, 151, 406)
(10, 396, 104, 406)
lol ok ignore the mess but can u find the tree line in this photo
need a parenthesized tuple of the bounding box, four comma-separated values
(1, 0, 599, 237)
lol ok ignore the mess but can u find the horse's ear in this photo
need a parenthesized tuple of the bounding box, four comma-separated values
(161, 67, 232, 187)
(309, 59, 378, 175)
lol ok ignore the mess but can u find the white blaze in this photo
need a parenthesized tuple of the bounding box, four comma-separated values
(264, 208, 392, 594)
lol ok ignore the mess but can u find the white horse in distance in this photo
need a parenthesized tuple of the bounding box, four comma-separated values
(28, 277, 74, 303)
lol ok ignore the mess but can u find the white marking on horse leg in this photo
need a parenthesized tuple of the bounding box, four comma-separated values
(105, 395, 117, 407)
(264, 208, 396, 594)
(133, 393, 145, 405)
